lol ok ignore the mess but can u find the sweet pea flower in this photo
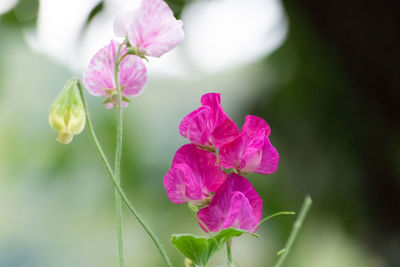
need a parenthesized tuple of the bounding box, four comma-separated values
(83, 40, 147, 109)
(179, 93, 239, 149)
(219, 115, 279, 175)
(197, 173, 262, 233)
(163, 144, 225, 205)
(114, 0, 184, 58)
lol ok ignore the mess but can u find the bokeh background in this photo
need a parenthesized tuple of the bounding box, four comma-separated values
(0, 0, 399, 266)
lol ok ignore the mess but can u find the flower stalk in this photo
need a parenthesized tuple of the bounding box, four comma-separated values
(273, 195, 312, 267)
(76, 80, 173, 267)
(114, 43, 125, 267)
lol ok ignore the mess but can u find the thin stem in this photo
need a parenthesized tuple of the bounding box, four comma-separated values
(226, 240, 233, 267)
(273, 195, 312, 267)
(114, 42, 125, 267)
(77, 81, 173, 267)
(251, 211, 295, 233)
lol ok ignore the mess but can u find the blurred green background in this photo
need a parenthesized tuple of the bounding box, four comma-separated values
(0, 0, 399, 266)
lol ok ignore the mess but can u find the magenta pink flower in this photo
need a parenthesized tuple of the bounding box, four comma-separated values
(83, 40, 147, 109)
(163, 144, 226, 204)
(219, 115, 279, 175)
(197, 174, 262, 233)
(114, 0, 184, 58)
(179, 93, 239, 149)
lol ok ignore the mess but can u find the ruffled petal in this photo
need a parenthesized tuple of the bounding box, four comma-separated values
(128, 0, 184, 57)
(163, 164, 189, 204)
(219, 115, 278, 174)
(197, 174, 262, 232)
(119, 54, 147, 97)
(83, 40, 118, 96)
(225, 192, 259, 231)
(179, 93, 239, 148)
(83, 40, 147, 107)
(164, 144, 225, 204)
(201, 93, 239, 147)
(255, 136, 279, 174)
(179, 106, 212, 147)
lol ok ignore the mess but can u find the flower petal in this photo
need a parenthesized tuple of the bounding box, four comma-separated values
(83, 40, 147, 106)
(128, 0, 184, 57)
(164, 144, 225, 204)
(119, 54, 147, 97)
(220, 115, 278, 174)
(83, 40, 119, 96)
(179, 106, 212, 147)
(179, 93, 239, 148)
(197, 174, 262, 232)
(255, 136, 279, 174)
(113, 10, 136, 38)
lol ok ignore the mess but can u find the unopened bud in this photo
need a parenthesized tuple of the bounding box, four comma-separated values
(185, 258, 195, 267)
(49, 78, 85, 144)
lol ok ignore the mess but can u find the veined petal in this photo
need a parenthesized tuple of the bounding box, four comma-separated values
(83, 40, 118, 96)
(220, 115, 278, 174)
(119, 54, 147, 97)
(255, 136, 279, 174)
(197, 174, 262, 232)
(179, 106, 212, 147)
(163, 164, 188, 204)
(179, 93, 239, 148)
(128, 0, 184, 57)
(83, 40, 147, 107)
(164, 144, 225, 204)
(225, 192, 259, 231)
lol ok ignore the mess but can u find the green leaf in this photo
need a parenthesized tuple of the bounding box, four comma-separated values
(171, 228, 259, 266)
(171, 234, 209, 266)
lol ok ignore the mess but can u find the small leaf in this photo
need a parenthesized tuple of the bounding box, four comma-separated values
(122, 96, 132, 103)
(171, 234, 209, 266)
(171, 228, 259, 266)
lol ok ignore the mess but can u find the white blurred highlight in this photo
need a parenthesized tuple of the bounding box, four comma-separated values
(0, 0, 18, 14)
(183, 0, 287, 73)
(25, 0, 287, 75)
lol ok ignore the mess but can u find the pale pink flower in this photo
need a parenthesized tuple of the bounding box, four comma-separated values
(197, 174, 263, 232)
(163, 144, 225, 204)
(114, 0, 184, 58)
(179, 93, 239, 149)
(83, 40, 147, 109)
(219, 115, 279, 175)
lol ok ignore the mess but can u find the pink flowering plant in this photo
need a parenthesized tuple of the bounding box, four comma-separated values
(48, 0, 312, 266)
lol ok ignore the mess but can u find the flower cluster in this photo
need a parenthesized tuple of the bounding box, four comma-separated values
(83, 0, 184, 109)
(164, 93, 279, 233)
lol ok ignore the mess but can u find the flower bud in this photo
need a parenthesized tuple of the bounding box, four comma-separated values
(185, 258, 195, 267)
(49, 78, 85, 144)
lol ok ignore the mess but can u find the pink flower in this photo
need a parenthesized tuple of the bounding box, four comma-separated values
(179, 93, 239, 149)
(83, 40, 147, 109)
(114, 0, 184, 58)
(163, 144, 226, 204)
(197, 174, 262, 232)
(219, 115, 279, 175)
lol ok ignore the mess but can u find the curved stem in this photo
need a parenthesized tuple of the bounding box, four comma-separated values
(226, 240, 233, 267)
(114, 42, 125, 267)
(77, 81, 174, 267)
(273, 195, 312, 267)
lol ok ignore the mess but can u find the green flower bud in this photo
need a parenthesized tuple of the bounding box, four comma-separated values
(185, 258, 196, 267)
(49, 78, 85, 144)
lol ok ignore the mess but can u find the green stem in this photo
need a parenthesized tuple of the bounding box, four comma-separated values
(114, 42, 125, 267)
(227, 240, 233, 267)
(273, 195, 312, 267)
(76, 81, 173, 267)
